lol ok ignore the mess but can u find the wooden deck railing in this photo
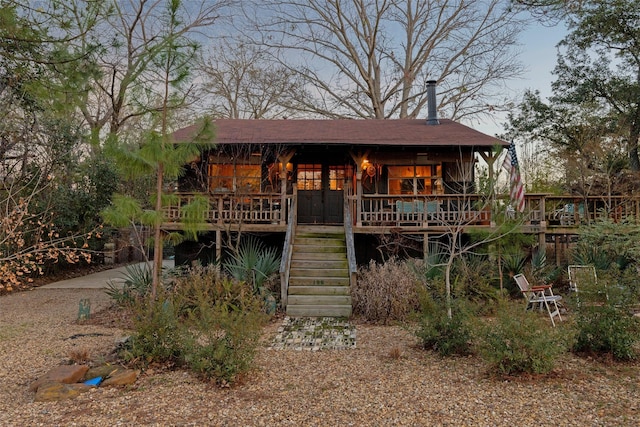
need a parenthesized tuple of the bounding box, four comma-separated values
(355, 194, 639, 229)
(164, 192, 640, 231)
(542, 195, 640, 226)
(356, 194, 492, 227)
(279, 189, 297, 307)
(165, 192, 288, 225)
(344, 185, 358, 288)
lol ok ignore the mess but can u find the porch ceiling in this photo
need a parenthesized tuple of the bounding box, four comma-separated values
(173, 119, 507, 148)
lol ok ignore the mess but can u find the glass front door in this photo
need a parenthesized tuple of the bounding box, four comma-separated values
(296, 164, 352, 224)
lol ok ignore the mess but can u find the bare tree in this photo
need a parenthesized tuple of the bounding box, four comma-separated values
(429, 150, 525, 317)
(71, 0, 233, 138)
(198, 40, 304, 119)
(243, 0, 526, 120)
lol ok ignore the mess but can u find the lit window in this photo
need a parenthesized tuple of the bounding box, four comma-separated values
(388, 165, 442, 195)
(208, 163, 261, 192)
(329, 165, 353, 190)
(296, 164, 322, 190)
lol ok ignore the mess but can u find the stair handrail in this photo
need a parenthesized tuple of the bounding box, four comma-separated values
(279, 188, 297, 307)
(344, 190, 358, 289)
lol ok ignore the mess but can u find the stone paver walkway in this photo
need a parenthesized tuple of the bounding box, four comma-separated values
(269, 317, 356, 351)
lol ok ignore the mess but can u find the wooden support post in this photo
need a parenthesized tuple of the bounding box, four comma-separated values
(356, 171, 363, 227)
(215, 229, 222, 262)
(478, 148, 500, 227)
(278, 150, 295, 226)
(350, 150, 370, 227)
(423, 232, 429, 261)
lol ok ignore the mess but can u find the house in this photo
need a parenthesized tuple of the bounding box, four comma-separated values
(168, 102, 514, 316)
(167, 110, 640, 317)
(171, 117, 506, 229)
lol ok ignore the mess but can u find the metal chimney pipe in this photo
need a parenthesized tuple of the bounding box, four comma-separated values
(426, 80, 440, 125)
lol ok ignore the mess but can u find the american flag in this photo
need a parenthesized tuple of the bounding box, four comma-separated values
(502, 142, 525, 213)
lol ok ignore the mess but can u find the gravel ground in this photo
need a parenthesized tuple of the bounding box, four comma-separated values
(1, 287, 639, 426)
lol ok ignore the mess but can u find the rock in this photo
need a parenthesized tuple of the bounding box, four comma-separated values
(101, 369, 139, 387)
(34, 382, 92, 402)
(29, 364, 89, 392)
(84, 365, 120, 381)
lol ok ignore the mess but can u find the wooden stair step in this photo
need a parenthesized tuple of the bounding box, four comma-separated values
(287, 295, 351, 305)
(290, 268, 348, 278)
(291, 252, 347, 261)
(295, 235, 345, 242)
(288, 277, 350, 286)
(293, 243, 346, 252)
(286, 305, 352, 317)
(291, 259, 348, 269)
(295, 232, 343, 237)
(287, 286, 350, 295)
(296, 225, 344, 234)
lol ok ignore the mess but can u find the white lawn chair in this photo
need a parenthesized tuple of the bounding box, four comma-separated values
(514, 274, 563, 327)
(567, 265, 605, 305)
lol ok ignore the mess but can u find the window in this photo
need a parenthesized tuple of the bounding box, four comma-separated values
(296, 164, 354, 191)
(329, 165, 353, 191)
(208, 163, 261, 192)
(296, 164, 322, 190)
(388, 165, 442, 195)
(235, 165, 261, 192)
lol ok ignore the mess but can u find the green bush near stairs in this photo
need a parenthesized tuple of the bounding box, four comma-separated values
(119, 265, 267, 385)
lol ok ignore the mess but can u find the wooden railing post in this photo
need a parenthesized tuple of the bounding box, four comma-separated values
(279, 178, 287, 226)
(344, 197, 358, 289)
(279, 195, 297, 308)
(355, 174, 363, 227)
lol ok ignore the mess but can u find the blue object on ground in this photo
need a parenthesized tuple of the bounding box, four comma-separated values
(84, 376, 103, 386)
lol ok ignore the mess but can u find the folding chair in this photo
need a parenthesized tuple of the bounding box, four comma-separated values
(567, 265, 605, 306)
(514, 274, 563, 327)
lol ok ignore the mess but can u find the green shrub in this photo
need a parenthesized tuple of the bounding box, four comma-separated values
(178, 269, 266, 384)
(223, 236, 281, 295)
(450, 255, 501, 312)
(105, 263, 154, 306)
(415, 294, 474, 357)
(120, 265, 267, 385)
(353, 257, 421, 324)
(183, 309, 264, 384)
(569, 266, 640, 361)
(477, 303, 568, 375)
(573, 304, 639, 361)
(106, 262, 185, 307)
(121, 291, 183, 364)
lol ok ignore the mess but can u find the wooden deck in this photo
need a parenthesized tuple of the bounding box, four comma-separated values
(163, 192, 290, 232)
(162, 192, 640, 234)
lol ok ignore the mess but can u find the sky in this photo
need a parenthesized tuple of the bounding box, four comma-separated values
(473, 20, 569, 137)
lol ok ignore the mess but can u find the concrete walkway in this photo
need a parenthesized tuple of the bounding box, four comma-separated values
(40, 260, 175, 289)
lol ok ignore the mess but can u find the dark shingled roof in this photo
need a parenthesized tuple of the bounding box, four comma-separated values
(173, 119, 506, 148)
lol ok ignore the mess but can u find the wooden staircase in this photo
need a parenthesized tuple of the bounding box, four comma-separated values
(286, 225, 352, 317)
